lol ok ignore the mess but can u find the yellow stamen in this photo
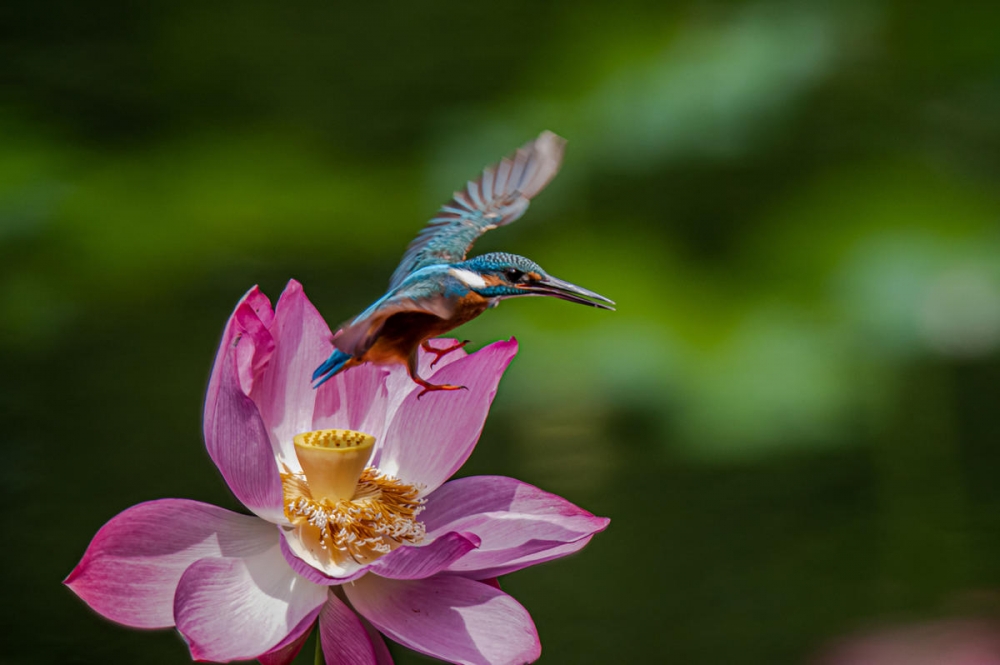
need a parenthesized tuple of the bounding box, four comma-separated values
(282, 429, 425, 568)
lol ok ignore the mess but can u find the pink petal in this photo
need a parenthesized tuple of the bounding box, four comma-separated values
(251, 280, 336, 467)
(204, 287, 274, 444)
(232, 297, 278, 394)
(474, 536, 600, 579)
(367, 532, 481, 580)
(420, 476, 609, 578)
(388, 337, 471, 396)
(278, 528, 478, 583)
(174, 543, 328, 662)
(205, 333, 284, 522)
(311, 336, 471, 445)
(376, 338, 472, 433)
(319, 591, 394, 665)
(64, 499, 275, 629)
(373, 339, 517, 493)
(358, 614, 396, 665)
(312, 362, 392, 444)
(417, 337, 471, 372)
(346, 574, 540, 665)
(257, 612, 316, 665)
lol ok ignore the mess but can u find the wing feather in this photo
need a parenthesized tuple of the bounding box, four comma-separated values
(494, 156, 513, 196)
(466, 178, 484, 209)
(387, 131, 566, 289)
(333, 275, 455, 358)
(480, 165, 495, 201)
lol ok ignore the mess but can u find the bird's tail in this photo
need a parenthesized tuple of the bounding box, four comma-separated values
(312, 349, 352, 388)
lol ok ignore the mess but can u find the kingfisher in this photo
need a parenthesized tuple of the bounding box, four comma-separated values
(313, 130, 615, 397)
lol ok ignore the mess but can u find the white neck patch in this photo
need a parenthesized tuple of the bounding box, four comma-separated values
(449, 268, 487, 290)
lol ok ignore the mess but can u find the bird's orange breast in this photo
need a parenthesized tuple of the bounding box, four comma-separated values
(358, 292, 490, 365)
(449, 291, 491, 324)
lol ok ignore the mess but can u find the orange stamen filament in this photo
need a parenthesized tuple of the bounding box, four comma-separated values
(282, 435, 426, 567)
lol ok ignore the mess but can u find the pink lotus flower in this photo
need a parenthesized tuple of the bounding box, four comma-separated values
(65, 280, 609, 665)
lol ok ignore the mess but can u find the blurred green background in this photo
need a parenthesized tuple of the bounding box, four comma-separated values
(3, 0, 1000, 663)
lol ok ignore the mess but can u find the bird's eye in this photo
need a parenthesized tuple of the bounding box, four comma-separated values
(504, 268, 524, 282)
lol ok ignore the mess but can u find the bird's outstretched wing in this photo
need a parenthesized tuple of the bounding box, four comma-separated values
(334, 275, 455, 358)
(387, 130, 566, 289)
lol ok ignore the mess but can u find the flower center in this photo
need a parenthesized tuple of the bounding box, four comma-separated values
(282, 429, 425, 566)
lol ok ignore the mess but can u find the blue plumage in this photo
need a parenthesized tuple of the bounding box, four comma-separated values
(387, 132, 565, 289)
(312, 348, 352, 388)
(313, 131, 614, 397)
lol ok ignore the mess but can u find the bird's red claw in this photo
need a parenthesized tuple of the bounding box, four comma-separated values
(416, 383, 468, 400)
(422, 339, 472, 369)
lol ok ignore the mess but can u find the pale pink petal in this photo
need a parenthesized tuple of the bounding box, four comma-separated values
(373, 339, 517, 493)
(279, 529, 479, 584)
(278, 529, 368, 584)
(359, 614, 395, 665)
(464, 536, 600, 579)
(174, 543, 328, 662)
(311, 337, 470, 444)
(381, 363, 421, 425)
(257, 611, 316, 665)
(204, 287, 274, 442)
(251, 280, 335, 467)
(417, 337, 472, 373)
(64, 499, 275, 629)
(205, 334, 284, 522)
(312, 362, 392, 444)
(420, 476, 609, 578)
(346, 574, 540, 665)
(375, 339, 471, 439)
(319, 591, 393, 665)
(366, 532, 481, 580)
(382, 337, 470, 400)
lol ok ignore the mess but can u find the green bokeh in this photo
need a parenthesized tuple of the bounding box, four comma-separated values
(3, 0, 1000, 662)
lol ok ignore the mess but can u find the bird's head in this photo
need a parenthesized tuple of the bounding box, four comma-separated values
(455, 252, 615, 310)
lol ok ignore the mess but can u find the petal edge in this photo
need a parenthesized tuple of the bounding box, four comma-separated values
(346, 574, 540, 665)
(64, 499, 275, 629)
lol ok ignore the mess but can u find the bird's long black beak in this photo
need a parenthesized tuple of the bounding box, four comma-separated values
(522, 275, 616, 310)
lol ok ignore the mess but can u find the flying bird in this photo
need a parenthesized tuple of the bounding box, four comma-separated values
(313, 131, 614, 396)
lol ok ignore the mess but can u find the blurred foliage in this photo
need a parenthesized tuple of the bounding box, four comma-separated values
(3, 0, 1000, 663)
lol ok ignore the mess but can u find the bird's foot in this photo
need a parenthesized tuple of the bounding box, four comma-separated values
(421, 339, 471, 369)
(414, 378, 468, 400)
